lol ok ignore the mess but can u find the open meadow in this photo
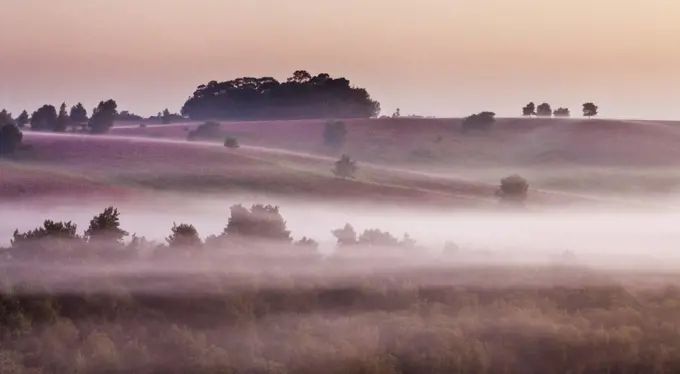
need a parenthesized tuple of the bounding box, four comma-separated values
(4, 116, 680, 373)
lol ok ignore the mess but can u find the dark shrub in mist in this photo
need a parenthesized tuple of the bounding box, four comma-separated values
(0, 123, 23, 155)
(497, 174, 529, 204)
(222, 204, 292, 243)
(223, 136, 239, 148)
(187, 121, 221, 141)
(165, 223, 202, 248)
(85, 207, 129, 245)
(461, 111, 495, 133)
(333, 154, 358, 179)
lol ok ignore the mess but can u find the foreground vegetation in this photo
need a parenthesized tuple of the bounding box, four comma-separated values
(1, 204, 680, 373)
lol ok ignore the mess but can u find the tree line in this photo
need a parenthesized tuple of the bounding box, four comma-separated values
(522, 102, 599, 118)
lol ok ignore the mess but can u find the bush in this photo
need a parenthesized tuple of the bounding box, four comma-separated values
(553, 107, 571, 117)
(323, 120, 347, 149)
(497, 174, 529, 204)
(461, 111, 495, 133)
(332, 154, 358, 179)
(223, 136, 239, 148)
(187, 121, 221, 141)
(165, 223, 202, 248)
(0, 124, 23, 155)
(223, 204, 292, 243)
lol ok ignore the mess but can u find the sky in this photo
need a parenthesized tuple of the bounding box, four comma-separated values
(1, 0, 679, 119)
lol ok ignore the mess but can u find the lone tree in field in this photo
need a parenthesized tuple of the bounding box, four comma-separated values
(55, 102, 70, 132)
(84, 207, 129, 245)
(69, 103, 88, 124)
(30, 105, 58, 131)
(536, 103, 552, 117)
(522, 102, 536, 116)
(0, 124, 23, 156)
(323, 120, 347, 149)
(461, 111, 495, 133)
(88, 99, 118, 134)
(166, 223, 202, 248)
(583, 102, 598, 118)
(496, 174, 529, 204)
(553, 107, 571, 117)
(333, 154, 358, 179)
(15, 110, 29, 128)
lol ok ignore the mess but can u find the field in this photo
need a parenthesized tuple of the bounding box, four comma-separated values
(4, 117, 680, 373)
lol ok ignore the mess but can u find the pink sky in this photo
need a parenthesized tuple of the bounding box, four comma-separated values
(1, 0, 679, 119)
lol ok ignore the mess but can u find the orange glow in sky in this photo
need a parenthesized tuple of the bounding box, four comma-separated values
(1, 0, 679, 118)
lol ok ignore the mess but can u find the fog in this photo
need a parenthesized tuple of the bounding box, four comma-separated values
(3, 192, 680, 272)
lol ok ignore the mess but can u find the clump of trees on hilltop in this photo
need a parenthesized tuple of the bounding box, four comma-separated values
(523, 101, 598, 118)
(461, 111, 496, 133)
(181, 70, 381, 120)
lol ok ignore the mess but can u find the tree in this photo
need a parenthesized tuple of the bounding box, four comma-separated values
(30, 105, 57, 131)
(583, 102, 598, 118)
(15, 111, 29, 128)
(333, 154, 358, 179)
(166, 223, 202, 248)
(461, 111, 495, 133)
(181, 71, 381, 120)
(536, 103, 552, 117)
(522, 102, 536, 116)
(0, 110, 14, 126)
(0, 124, 23, 155)
(496, 174, 529, 204)
(223, 136, 239, 148)
(55, 102, 70, 132)
(161, 109, 171, 124)
(331, 223, 358, 247)
(553, 108, 570, 117)
(323, 120, 347, 149)
(88, 99, 118, 134)
(187, 121, 221, 141)
(392, 108, 401, 118)
(358, 229, 399, 247)
(223, 204, 292, 243)
(11, 220, 83, 259)
(84, 207, 129, 245)
(69, 103, 88, 124)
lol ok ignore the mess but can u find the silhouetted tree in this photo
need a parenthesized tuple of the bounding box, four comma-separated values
(392, 108, 401, 118)
(84, 207, 129, 245)
(0, 124, 23, 155)
(294, 237, 319, 251)
(0, 110, 13, 126)
(583, 102, 598, 118)
(223, 204, 292, 243)
(522, 102, 536, 116)
(461, 111, 495, 133)
(117, 111, 143, 121)
(181, 71, 381, 120)
(15, 110, 29, 128)
(496, 174, 529, 204)
(333, 154, 358, 179)
(323, 120, 347, 149)
(223, 136, 239, 148)
(55, 102, 70, 132)
(358, 229, 399, 247)
(553, 107, 571, 117)
(88, 99, 118, 133)
(332, 223, 357, 247)
(166, 223, 202, 248)
(162, 109, 171, 124)
(69, 103, 88, 124)
(30, 105, 57, 131)
(536, 103, 552, 117)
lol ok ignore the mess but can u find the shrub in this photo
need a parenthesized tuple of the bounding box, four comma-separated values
(187, 121, 221, 141)
(165, 223, 202, 248)
(332, 154, 358, 179)
(331, 223, 358, 247)
(84, 207, 129, 245)
(223, 136, 239, 148)
(553, 107, 571, 117)
(295, 237, 319, 250)
(497, 174, 529, 204)
(536, 103, 552, 117)
(0, 124, 23, 155)
(461, 111, 495, 133)
(323, 120, 347, 149)
(223, 204, 292, 243)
